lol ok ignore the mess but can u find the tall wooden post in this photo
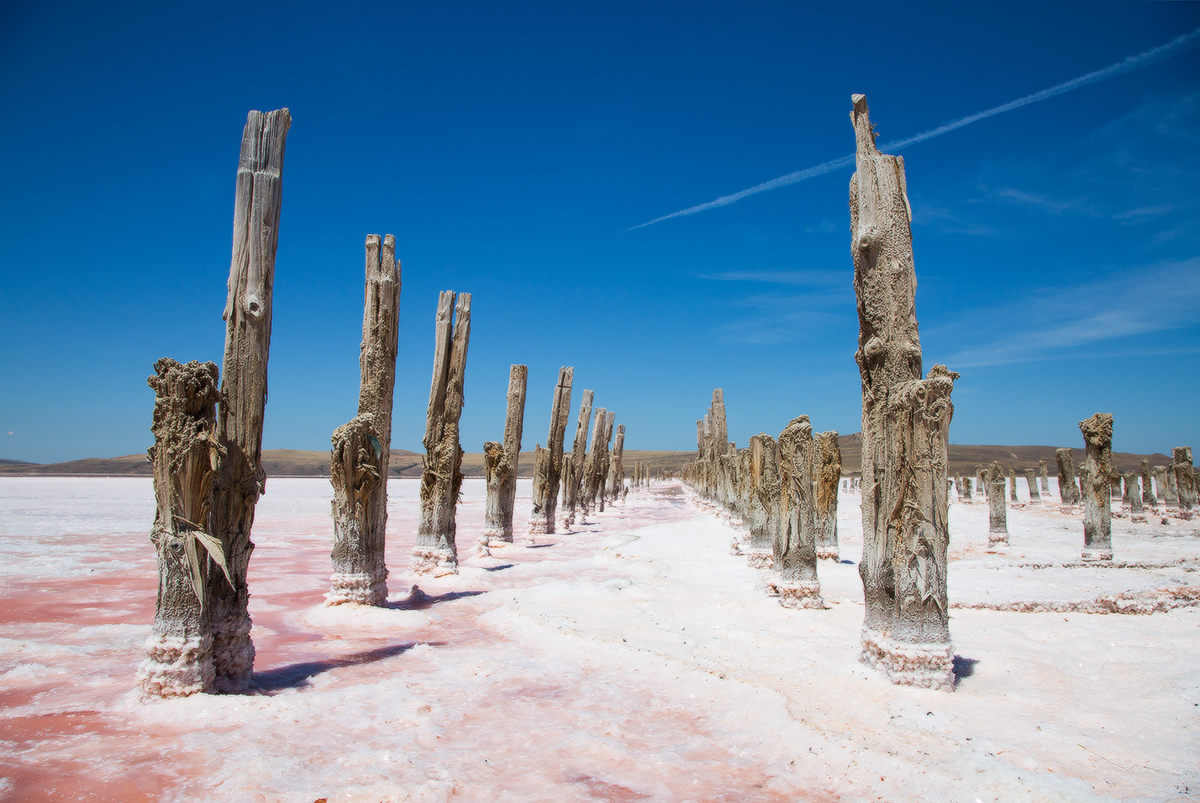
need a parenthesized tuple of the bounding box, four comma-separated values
(607, 424, 626, 502)
(561, 389, 594, 527)
(1079, 413, 1114, 561)
(138, 359, 224, 698)
(483, 365, 528, 543)
(329, 234, 401, 606)
(412, 291, 471, 575)
(208, 108, 290, 691)
(596, 410, 616, 512)
(529, 368, 573, 534)
(850, 94, 956, 690)
(580, 407, 607, 521)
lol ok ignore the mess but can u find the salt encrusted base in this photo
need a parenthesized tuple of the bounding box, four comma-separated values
(1081, 548, 1114, 562)
(326, 569, 388, 606)
(986, 533, 1009, 551)
(879, 639, 954, 691)
(859, 627, 888, 670)
(211, 617, 254, 692)
(729, 538, 743, 556)
(527, 517, 550, 535)
(411, 546, 459, 576)
(1131, 515, 1147, 524)
(778, 581, 824, 609)
(137, 634, 214, 699)
(482, 526, 513, 543)
(746, 550, 773, 569)
(816, 548, 840, 561)
(763, 572, 782, 596)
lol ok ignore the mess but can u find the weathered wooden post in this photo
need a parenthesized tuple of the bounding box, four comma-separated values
(961, 476, 973, 502)
(1024, 468, 1041, 502)
(207, 108, 290, 691)
(1141, 459, 1156, 507)
(975, 465, 986, 499)
(1039, 459, 1050, 495)
(580, 406, 607, 521)
(138, 359, 225, 698)
(561, 390, 593, 527)
(328, 234, 401, 607)
(777, 416, 823, 608)
(1173, 447, 1194, 514)
(596, 410, 616, 512)
(1158, 465, 1178, 505)
(1079, 413, 1114, 561)
(986, 461, 1007, 548)
(813, 430, 841, 560)
(850, 95, 957, 689)
(1008, 467, 1019, 503)
(482, 365, 528, 545)
(1124, 471, 1143, 514)
(529, 367, 573, 534)
(412, 291, 472, 575)
(607, 424, 626, 502)
(746, 433, 780, 569)
(1056, 448, 1080, 505)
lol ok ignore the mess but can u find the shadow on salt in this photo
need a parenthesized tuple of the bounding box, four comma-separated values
(254, 641, 439, 692)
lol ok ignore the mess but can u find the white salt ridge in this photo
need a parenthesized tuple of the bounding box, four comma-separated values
(0, 477, 1197, 801)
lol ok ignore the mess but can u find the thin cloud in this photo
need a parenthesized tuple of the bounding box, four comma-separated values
(699, 269, 843, 285)
(626, 25, 1200, 232)
(936, 257, 1200, 368)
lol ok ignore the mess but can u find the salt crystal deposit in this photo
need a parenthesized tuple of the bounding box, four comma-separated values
(1, 475, 1198, 802)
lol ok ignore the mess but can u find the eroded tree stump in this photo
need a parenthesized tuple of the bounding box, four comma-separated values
(1141, 459, 1156, 507)
(1056, 448, 1080, 505)
(138, 359, 225, 698)
(328, 234, 401, 606)
(413, 291, 471, 575)
(850, 94, 955, 690)
(814, 430, 841, 560)
(986, 461, 1008, 548)
(1079, 413, 1114, 561)
(777, 416, 823, 608)
(482, 365, 527, 544)
(746, 433, 780, 570)
(1024, 468, 1041, 502)
(529, 368, 573, 534)
(561, 389, 593, 527)
(607, 424, 626, 503)
(1173, 447, 1194, 514)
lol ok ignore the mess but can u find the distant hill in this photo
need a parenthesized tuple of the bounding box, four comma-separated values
(0, 438, 1178, 478)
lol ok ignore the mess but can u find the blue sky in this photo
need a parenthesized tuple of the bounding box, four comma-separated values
(2, 1, 1198, 463)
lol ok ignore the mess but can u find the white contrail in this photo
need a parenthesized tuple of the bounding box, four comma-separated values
(626, 25, 1200, 232)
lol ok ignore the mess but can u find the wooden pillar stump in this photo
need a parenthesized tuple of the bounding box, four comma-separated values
(1079, 413, 1114, 561)
(482, 365, 527, 545)
(208, 108, 291, 691)
(328, 233, 401, 606)
(849, 94, 955, 690)
(413, 291, 471, 575)
(814, 430, 841, 560)
(138, 359, 224, 698)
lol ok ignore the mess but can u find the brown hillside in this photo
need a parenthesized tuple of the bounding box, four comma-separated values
(0, 441, 1182, 478)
